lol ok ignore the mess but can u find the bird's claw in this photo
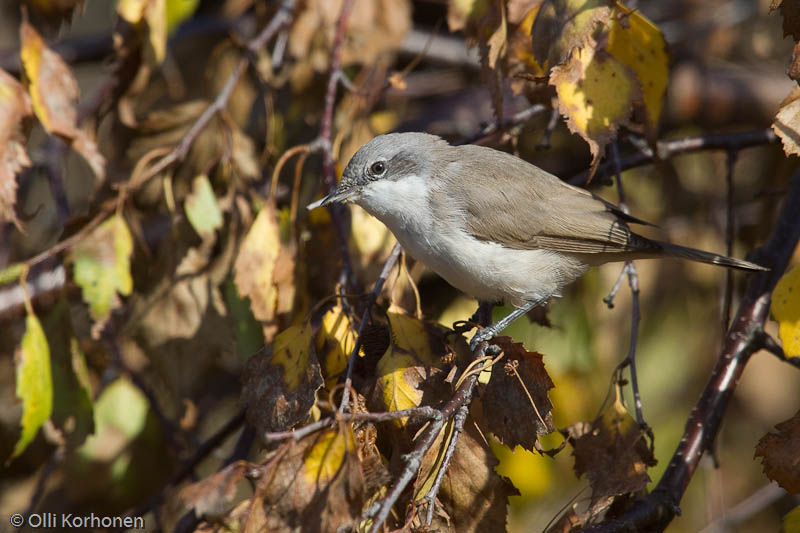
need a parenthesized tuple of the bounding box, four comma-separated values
(469, 327, 497, 353)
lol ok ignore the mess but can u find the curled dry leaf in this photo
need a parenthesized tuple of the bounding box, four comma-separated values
(0, 68, 33, 229)
(773, 89, 800, 158)
(240, 323, 323, 434)
(563, 398, 656, 503)
(482, 336, 555, 451)
(755, 411, 800, 493)
(19, 16, 105, 181)
(234, 205, 296, 340)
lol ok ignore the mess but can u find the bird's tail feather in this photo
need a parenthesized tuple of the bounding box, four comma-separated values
(655, 241, 767, 272)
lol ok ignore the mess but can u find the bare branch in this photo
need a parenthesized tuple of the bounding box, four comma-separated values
(586, 169, 800, 532)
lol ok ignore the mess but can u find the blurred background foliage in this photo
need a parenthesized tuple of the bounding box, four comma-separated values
(0, 0, 799, 531)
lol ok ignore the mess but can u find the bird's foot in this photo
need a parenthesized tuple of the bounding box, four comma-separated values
(469, 326, 498, 353)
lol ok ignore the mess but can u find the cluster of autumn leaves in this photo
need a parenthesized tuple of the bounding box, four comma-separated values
(1, 0, 800, 531)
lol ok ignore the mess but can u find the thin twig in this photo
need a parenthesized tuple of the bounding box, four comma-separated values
(458, 104, 547, 146)
(570, 129, 779, 185)
(338, 243, 402, 413)
(721, 150, 738, 337)
(136, 0, 297, 185)
(364, 343, 486, 532)
(609, 141, 645, 426)
(586, 170, 800, 532)
(424, 402, 469, 526)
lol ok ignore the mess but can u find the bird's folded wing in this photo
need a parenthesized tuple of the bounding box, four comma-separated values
(444, 148, 653, 254)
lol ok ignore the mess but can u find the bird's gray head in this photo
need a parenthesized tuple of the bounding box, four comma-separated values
(307, 132, 451, 209)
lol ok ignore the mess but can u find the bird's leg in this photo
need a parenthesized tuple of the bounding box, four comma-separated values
(469, 301, 494, 327)
(469, 298, 546, 351)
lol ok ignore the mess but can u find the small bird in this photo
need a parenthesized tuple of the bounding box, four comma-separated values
(308, 133, 766, 348)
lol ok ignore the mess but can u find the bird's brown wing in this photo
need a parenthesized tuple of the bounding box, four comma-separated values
(441, 146, 655, 254)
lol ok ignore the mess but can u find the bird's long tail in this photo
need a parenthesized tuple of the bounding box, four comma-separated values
(654, 241, 767, 272)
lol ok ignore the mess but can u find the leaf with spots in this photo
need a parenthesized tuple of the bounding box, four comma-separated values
(563, 397, 656, 502)
(240, 323, 323, 434)
(482, 337, 555, 451)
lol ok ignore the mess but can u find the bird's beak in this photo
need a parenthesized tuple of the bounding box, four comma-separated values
(306, 187, 357, 210)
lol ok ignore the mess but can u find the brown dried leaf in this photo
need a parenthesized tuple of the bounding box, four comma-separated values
(482, 337, 555, 451)
(773, 88, 800, 157)
(257, 428, 364, 531)
(773, 0, 800, 41)
(240, 323, 323, 434)
(0, 68, 33, 229)
(288, 0, 411, 73)
(19, 15, 105, 181)
(180, 461, 251, 518)
(790, 42, 800, 83)
(755, 411, 800, 493)
(414, 422, 519, 532)
(137, 245, 213, 346)
(563, 398, 656, 502)
(234, 205, 296, 340)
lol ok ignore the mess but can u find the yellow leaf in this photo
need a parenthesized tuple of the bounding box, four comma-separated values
(272, 323, 315, 391)
(376, 347, 425, 424)
(303, 427, 356, 484)
(607, 8, 668, 137)
(785, 505, 800, 533)
(166, 0, 200, 33)
(19, 16, 105, 180)
(387, 306, 442, 366)
(11, 312, 53, 460)
(551, 46, 638, 163)
(234, 206, 282, 322)
(772, 266, 800, 357)
(316, 304, 357, 387)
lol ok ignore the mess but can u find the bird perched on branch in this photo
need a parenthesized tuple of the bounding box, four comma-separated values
(308, 132, 766, 349)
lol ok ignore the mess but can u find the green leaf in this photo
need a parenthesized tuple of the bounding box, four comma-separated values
(0, 262, 25, 286)
(71, 215, 133, 330)
(11, 312, 53, 460)
(185, 174, 223, 238)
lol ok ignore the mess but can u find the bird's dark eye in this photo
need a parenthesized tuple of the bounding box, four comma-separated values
(370, 161, 386, 175)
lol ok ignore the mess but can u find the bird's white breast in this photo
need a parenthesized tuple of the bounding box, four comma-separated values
(356, 175, 587, 304)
